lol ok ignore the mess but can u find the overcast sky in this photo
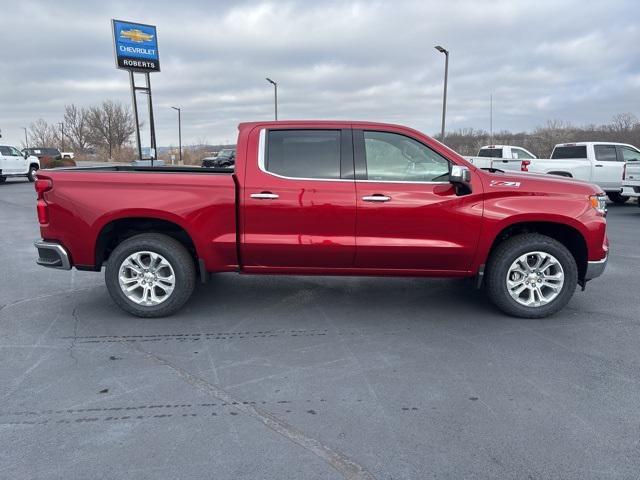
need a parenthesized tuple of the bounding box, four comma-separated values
(1, 0, 639, 148)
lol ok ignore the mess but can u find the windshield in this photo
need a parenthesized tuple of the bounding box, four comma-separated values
(478, 148, 503, 158)
(551, 146, 587, 159)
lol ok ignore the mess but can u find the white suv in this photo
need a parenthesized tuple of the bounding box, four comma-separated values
(0, 145, 40, 183)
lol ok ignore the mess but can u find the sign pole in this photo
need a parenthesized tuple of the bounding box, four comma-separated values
(145, 72, 157, 167)
(129, 71, 143, 161)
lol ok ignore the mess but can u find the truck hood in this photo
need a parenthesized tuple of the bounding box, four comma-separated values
(480, 170, 603, 195)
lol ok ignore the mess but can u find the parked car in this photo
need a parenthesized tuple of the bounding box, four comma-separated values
(22, 147, 77, 169)
(495, 142, 640, 204)
(0, 145, 40, 183)
(202, 148, 236, 168)
(33, 120, 608, 319)
(464, 145, 537, 170)
(622, 148, 640, 205)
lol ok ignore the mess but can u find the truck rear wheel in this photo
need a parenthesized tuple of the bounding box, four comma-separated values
(485, 233, 578, 318)
(105, 233, 196, 317)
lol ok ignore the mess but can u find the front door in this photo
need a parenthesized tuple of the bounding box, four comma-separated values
(593, 144, 624, 190)
(353, 129, 483, 273)
(242, 127, 357, 270)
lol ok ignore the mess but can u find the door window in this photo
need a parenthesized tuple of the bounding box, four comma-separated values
(363, 131, 450, 182)
(0, 146, 12, 156)
(265, 130, 341, 179)
(619, 146, 640, 162)
(512, 148, 534, 159)
(9, 147, 22, 156)
(594, 145, 619, 162)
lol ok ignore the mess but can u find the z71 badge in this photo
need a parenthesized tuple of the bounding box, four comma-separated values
(490, 180, 521, 188)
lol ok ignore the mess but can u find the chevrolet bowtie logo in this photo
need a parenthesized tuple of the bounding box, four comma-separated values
(120, 28, 154, 43)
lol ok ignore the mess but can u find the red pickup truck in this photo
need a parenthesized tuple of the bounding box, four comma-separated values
(34, 121, 609, 318)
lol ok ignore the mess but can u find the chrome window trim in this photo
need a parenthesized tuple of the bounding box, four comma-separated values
(257, 128, 352, 183)
(257, 128, 453, 185)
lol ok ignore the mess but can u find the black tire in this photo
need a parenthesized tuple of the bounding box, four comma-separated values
(27, 165, 38, 182)
(105, 233, 196, 317)
(485, 233, 578, 319)
(607, 192, 628, 205)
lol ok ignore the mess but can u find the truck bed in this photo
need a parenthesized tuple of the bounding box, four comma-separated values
(36, 165, 239, 272)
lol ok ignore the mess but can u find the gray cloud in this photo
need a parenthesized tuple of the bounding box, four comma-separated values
(1, 0, 639, 148)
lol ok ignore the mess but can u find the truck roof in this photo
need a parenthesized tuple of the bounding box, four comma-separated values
(554, 141, 637, 148)
(238, 120, 411, 130)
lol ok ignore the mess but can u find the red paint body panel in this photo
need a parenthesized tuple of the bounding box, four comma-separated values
(37, 120, 608, 278)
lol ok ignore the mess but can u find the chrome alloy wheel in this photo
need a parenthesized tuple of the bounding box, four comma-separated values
(118, 251, 176, 306)
(506, 251, 565, 307)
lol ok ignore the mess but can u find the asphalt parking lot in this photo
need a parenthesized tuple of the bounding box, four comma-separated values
(1, 178, 639, 479)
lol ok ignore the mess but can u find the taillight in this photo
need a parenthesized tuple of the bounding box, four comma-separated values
(35, 178, 52, 199)
(521, 160, 530, 172)
(35, 178, 52, 224)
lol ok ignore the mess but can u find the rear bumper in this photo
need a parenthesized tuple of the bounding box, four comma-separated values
(35, 240, 71, 270)
(585, 254, 607, 281)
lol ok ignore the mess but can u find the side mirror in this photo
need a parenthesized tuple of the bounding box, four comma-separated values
(24, 152, 29, 159)
(449, 165, 472, 195)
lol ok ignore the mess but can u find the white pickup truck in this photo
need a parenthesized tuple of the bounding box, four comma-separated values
(490, 142, 640, 204)
(622, 149, 640, 205)
(0, 145, 40, 183)
(464, 145, 537, 170)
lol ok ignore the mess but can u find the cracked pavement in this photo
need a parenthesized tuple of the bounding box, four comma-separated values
(1, 179, 640, 479)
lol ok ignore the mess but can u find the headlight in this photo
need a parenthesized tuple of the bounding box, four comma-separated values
(589, 194, 607, 216)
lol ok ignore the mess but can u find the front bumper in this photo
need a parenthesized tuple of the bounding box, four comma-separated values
(35, 240, 71, 270)
(585, 254, 607, 280)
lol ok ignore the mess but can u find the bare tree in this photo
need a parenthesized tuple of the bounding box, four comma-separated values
(28, 119, 57, 148)
(63, 104, 91, 153)
(610, 113, 639, 133)
(87, 100, 135, 159)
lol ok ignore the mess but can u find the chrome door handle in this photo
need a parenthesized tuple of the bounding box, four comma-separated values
(250, 192, 279, 199)
(594, 164, 603, 167)
(362, 195, 391, 202)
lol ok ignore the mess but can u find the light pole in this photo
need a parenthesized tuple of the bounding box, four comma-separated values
(435, 45, 449, 143)
(266, 77, 278, 120)
(21, 127, 28, 148)
(58, 122, 65, 151)
(171, 106, 182, 165)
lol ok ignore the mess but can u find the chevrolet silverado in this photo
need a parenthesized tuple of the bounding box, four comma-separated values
(33, 121, 609, 318)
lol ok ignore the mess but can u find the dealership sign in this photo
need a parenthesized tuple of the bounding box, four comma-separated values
(112, 20, 160, 72)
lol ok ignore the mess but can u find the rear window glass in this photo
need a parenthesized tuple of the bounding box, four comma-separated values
(478, 148, 503, 158)
(266, 130, 341, 179)
(551, 146, 587, 159)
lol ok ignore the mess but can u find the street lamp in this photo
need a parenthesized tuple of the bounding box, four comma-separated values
(171, 106, 182, 165)
(21, 127, 28, 148)
(435, 45, 449, 143)
(265, 77, 278, 120)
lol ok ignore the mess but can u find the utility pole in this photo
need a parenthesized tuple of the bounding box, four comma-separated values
(435, 46, 449, 143)
(266, 77, 278, 120)
(21, 127, 28, 148)
(171, 106, 182, 165)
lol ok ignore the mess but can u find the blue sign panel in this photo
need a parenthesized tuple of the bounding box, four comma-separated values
(112, 20, 160, 72)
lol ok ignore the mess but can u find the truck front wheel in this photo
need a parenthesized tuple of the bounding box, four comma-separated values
(105, 233, 196, 317)
(607, 192, 628, 204)
(485, 234, 578, 318)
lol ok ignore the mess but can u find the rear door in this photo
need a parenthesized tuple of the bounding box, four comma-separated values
(593, 144, 624, 190)
(353, 128, 483, 272)
(241, 127, 357, 270)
